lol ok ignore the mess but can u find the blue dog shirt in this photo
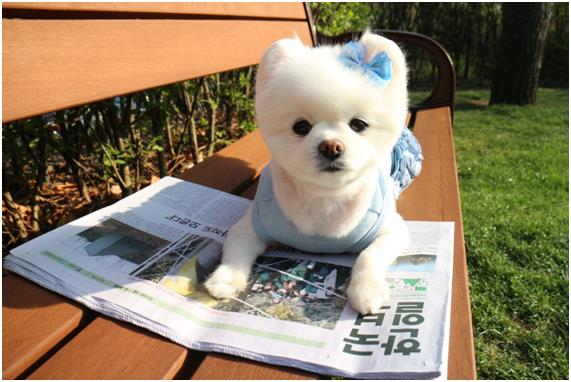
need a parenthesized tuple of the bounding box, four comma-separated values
(252, 165, 391, 254)
(251, 128, 422, 253)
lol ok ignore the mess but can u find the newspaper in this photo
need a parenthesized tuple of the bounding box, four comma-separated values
(4, 176, 454, 379)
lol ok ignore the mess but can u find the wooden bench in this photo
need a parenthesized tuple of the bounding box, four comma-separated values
(2, 2, 476, 379)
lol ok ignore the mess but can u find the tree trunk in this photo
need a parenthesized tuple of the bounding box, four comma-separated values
(181, 80, 203, 163)
(189, 118, 203, 163)
(30, 119, 47, 233)
(56, 112, 93, 203)
(202, 76, 219, 157)
(164, 118, 176, 157)
(464, 10, 472, 80)
(101, 104, 134, 196)
(490, 3, 552, 105)
(118, 98, 135, 195)
(150, 113, 168, 178)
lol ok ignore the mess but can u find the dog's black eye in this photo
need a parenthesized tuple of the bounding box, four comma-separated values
(349, 118, 369, 133)
(292, 119, 312, 136)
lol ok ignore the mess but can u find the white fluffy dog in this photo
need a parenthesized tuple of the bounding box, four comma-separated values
(205, 31, 413, 314)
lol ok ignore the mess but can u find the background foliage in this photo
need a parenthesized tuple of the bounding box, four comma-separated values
(2, 68, 256, 249)
(312, 2, 568, 89)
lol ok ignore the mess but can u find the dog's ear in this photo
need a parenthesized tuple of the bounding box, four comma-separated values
(256, 37, 305, 90)
(358, 31, 408, 90)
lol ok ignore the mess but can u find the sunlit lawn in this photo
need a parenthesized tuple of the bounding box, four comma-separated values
(452, 88, 569, 379)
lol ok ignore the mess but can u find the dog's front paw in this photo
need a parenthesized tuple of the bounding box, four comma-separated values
(346, 272, 391, 315)
(204, 264, 248, 299)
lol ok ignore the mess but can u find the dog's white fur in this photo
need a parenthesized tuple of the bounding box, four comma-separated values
(205, 32, 410, 314)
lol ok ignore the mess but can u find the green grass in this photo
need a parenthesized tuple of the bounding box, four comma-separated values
(452, 88, 569, 379)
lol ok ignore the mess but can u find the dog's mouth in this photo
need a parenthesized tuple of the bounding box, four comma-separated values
(320, 162, 346, 173)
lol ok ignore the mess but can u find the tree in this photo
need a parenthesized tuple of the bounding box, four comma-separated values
(310, 2, 372, 36)
(490, 3, 552, 105)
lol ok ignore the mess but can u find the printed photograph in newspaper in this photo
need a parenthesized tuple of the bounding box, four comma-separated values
(131, 232, 353, 329)
(214, 257, 351, 329)
(72, 218, 170, 273)
(386, 254, 437, 299)
(132, 233, 222, 307)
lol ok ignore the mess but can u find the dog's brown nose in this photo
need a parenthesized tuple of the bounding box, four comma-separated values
(318, 139, 344, 161)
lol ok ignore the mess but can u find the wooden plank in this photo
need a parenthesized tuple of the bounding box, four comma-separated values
(2, 2, 307, 20)
(2, 19, 313, 123)
(2, 274, 92, 379)
(26, 316, 189, 379)
(241, 178, 260, 200)
(191, 353, 316, 380)
(397, 107, 476, 379)
(179, 130, 270, 193)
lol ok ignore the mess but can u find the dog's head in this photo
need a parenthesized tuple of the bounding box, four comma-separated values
(255, 31, 408, 190)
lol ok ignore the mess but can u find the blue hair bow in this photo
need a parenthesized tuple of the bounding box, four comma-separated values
(338, 41, 392, 87)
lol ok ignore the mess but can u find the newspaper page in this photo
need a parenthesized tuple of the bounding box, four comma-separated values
(4, 176, 454, 379)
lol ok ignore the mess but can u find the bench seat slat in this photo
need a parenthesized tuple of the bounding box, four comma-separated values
(26, 316, 189, 379)
(191, 353, 316, 380)
(178, 129, 270, 192)
(2, 274, 92, 379)
(2, 2, 308, 20)
(2, 19, 312, 123)
(240, 178, 261, 200)
(397, 107, 476, 379)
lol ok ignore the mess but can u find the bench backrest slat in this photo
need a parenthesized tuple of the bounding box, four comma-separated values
(2, 2, 314, 123)
(2, 2, 308, 19)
